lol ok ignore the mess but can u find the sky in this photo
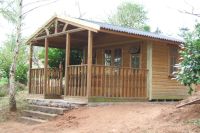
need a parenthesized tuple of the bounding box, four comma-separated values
(0, 0, 200, 44)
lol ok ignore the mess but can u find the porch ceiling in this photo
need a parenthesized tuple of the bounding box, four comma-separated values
(32, 30, 89, 49)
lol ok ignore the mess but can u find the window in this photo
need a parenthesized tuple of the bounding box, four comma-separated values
(104, 49, 112, 66)
(131, 55, 140, 68)
(130, 45, 140, 68)
(169, 47, 178, 75)
(114, 48, 122, 67)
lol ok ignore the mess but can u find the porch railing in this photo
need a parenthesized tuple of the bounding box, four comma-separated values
(30, 68, 44, 94)
(67, 65, 87, 96)
(30, 65, 148, 98)
(66, 65, 148, 98)
(29, 66, 63, 96)
(91, 65, 148, 98)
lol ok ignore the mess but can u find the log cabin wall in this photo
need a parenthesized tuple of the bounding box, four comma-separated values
(151, 42, 188, 99)
(93, 32, 147, 68)
(88, 32, 148, 99)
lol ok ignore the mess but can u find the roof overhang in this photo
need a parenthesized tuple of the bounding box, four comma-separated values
(26, 15, 184, 46)
(26, 15, 100, 44)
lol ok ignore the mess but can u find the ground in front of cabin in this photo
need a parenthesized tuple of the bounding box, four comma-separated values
(0, 102, 200, 133)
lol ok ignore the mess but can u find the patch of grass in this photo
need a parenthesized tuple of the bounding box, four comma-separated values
(185, 119, 200, 126)
(16, 90, 28, 110)
(0, 77, 8, 97)
(0, 97, 9, 122)
(0, 77, 8, 86)
(0, 87, 7, 97)
(0, 90, 28, 122)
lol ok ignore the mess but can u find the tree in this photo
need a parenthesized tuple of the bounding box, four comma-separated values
(108, 1, 149, 31)
(176, 23, 200, 94)
(0, 0, 57, 111)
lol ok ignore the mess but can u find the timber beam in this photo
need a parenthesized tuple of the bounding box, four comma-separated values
(32, 28, 86, 42)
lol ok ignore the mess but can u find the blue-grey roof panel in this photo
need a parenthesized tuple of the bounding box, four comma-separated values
(81, 19, 184, 43)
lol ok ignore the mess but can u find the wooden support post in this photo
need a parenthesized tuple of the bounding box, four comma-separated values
(147, 42, 152, 100)
(59, 63, 63, 95)
(44, 38, 48, 97)
(55, 20, 58, 34)
(65, 33, 70, 96)
(45, 28, 49, 35)
(28, 43, 33, 94)
(87, 31, 93, 98)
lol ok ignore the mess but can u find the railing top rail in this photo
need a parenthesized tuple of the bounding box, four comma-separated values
(31, 67, 60, 70)
(92, 64, 149, 71)
(30, 68, 44, 70)
(67, 64, 88, 67)
(31, 65, 148, 71)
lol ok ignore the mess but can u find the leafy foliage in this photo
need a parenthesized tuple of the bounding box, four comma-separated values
(0, 34, 28, 84)
(0, 0, 18, 24)
(176, 23, 200, 94)
(39, 48, 66, 68)
(39, 48, 83, 69)
(108, 2, 149, 31)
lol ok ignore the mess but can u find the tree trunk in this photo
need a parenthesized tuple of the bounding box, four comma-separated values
(9, 0, 23, 112)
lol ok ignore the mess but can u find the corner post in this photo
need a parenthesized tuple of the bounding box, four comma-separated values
(87, 31, 93, 98)
(65, 33, 70, 96)
(147, 42, 152, 100)
(44, 38, 48, 97)
(28, 43, 33, 94)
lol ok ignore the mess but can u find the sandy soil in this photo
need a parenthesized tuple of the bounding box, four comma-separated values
(0, 102, 200, 133)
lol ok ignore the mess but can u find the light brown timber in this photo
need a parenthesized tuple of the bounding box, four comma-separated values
(65, 33, 70, 96)
(87, 31, 93, 97)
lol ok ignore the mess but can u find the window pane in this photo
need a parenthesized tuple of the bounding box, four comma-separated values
(114, 48, 122, 67)
(169, 47, 178, 74)
(131, 55, 140, 68)
(104, 49, 112, 66)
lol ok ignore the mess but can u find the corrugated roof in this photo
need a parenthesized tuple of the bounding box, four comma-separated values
(81, 19, 184, 43)
(27, 16, 184, 44)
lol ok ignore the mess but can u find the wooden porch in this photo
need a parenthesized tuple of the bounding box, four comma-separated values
(29, 65, 148, 99)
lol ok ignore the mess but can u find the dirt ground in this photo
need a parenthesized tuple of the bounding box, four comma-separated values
(0, 102, 200, 133)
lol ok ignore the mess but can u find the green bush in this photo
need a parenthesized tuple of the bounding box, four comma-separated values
(0, 77, 8, 97)
(15, 63, 28, 84)
(0, 35, 28, 85)
(0, 85, 8, 97)
(0, 77, 8, 86)
(176, 23, 200, 94)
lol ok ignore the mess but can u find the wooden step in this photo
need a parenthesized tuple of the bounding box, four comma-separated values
(28, 105, 68, 115)
(27, 98, 87, 108)
(22, 110, 57, 120)
(19, 116, 47, 124)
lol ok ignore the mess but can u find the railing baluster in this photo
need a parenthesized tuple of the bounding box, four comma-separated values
(30, 66, 148, 99)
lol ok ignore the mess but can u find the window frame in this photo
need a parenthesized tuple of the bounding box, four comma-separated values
(104, 49, 112, 66)
(114, 48, 122, 67)
(129, 45, 141, 69)
(168, 46, 179, 77)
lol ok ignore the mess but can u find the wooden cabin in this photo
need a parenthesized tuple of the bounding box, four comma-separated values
(27, 16, 188, 102)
